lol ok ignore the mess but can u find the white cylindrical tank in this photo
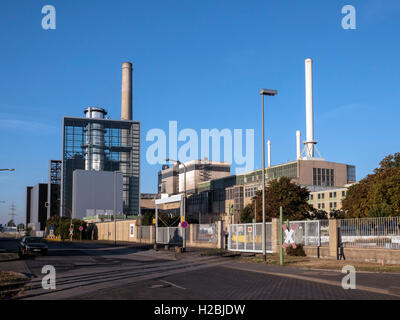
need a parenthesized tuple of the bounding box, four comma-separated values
(84, 107, 107, 171)
(305, 58, 314, 158)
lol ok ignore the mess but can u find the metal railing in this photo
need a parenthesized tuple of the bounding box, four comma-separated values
(228, 223, 272, 253)
(138, 226, 151, 240)
(338, 217, 400, 249)
(288, 220, 329, 247)
(193, 223, 218, 242)
(156, 227, 183, 244)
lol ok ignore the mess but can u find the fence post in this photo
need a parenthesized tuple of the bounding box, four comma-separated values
(217, 221, 224, 249)
(150, 225, 156, 244)
(271, 218, 280, 253)
(329, 219, 339, 258)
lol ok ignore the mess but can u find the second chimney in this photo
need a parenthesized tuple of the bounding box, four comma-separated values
(121, 62, 133, 120)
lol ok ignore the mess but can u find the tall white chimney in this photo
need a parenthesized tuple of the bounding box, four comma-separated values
(304, 58, 316, 158)
(267, 140, 271, 167)
(296, 130, 301, 159)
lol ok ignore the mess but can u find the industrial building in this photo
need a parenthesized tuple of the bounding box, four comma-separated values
(185, 58, 356, 223)
(25, 183, 48, 233)
(60, 62, 140, 218)
(25, 161, 62, 233)
(47, 160, 61, 219)
(158, 159, 231, 196)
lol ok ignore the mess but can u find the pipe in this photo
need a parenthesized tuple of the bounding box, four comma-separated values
(267, 140, 271, 167)
(305, 58, 315, 158)
(121, 62, 133, 120)
(296, 130, 301, 159)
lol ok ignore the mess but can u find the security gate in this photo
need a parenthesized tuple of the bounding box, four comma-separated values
(156, 227, 183, 245)
(228, 223, 272, 253)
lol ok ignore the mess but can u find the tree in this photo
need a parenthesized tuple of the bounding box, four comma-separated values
(253, 177, 313, 221)
(240, 203, 254, 223)
(342, 153, 400, 218)
(7, 220, 16, 227)
(17, 223, 25, 231)
(46, 216, 87, 240)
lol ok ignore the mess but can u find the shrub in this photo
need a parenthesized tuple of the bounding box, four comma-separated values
(286, 244, 306, 256)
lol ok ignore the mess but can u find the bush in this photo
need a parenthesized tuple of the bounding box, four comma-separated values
(286, 244, 306, 256)
(46, 216, 87, 240)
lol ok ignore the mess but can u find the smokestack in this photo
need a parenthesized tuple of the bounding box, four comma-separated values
(305, 58, 316, 158)
(296, 130, 301, 159)
(121, 62, 133, 120)
(267, 140, 271, 167)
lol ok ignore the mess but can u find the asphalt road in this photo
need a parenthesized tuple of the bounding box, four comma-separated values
(1, 238, 399, 300)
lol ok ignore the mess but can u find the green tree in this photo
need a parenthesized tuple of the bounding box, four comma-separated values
(253, 177, 313, 221)
(7, 220, 15, 227)
(240, 203, 254, 223)
(342, 153, 400, 218)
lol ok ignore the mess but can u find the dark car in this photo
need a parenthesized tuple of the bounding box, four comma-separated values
(18, 237, 48, 257)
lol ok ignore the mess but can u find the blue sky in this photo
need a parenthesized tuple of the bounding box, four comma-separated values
(1, 0, 400, 224)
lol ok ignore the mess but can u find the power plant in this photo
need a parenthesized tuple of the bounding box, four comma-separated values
(60, 62, 140, 219)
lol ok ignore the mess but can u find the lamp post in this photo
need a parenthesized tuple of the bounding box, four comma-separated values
(259, 89, 278, 262)
(165, 158, 186, 251)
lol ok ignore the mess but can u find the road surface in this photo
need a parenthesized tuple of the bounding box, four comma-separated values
(0, 238, 399, 300)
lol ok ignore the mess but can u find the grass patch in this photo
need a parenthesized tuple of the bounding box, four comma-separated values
(239, 253, 400, 273)
(0, 252, 19, 262)
(0, 271, 29, 299)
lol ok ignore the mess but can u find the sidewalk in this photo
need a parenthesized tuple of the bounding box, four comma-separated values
(225, 259, 400, 298)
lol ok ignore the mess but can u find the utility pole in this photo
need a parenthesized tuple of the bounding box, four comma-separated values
(259, 89, 278, 262)
(9, 202, 17, 225)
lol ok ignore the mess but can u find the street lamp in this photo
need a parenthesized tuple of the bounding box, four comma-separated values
(260, 88, 277, 262)
(165, 158, 187, 251)
(0, 168, 15, 172)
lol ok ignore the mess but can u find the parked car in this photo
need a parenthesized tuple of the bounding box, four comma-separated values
(18, 236, 48, 257)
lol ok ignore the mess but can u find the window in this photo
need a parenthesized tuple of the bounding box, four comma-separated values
(342, 191, 346, 197)
(329, 192, 332, 198)
(313, 167, 335, 186)
(318, 204, 321, 209)
(321, 194, 325, 199)
(333, 192, 337, 198)
(321, 203, 325, 209)
(330, 202, 333, 208)
(334, 202, 337, 208)
(318, 194, 321, 199)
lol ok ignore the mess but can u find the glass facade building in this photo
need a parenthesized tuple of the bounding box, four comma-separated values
(61, 116, 140, 217)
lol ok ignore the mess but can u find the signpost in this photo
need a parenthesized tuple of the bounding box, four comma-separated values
(181, 221, 188, 229)
(79, 226, 83, 241)
(69, 225, 74, 241)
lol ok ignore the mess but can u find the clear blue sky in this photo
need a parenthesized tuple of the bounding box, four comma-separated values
(1, 0, 400, 225)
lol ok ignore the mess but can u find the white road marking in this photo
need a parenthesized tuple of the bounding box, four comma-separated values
(160, 279, 186, 290)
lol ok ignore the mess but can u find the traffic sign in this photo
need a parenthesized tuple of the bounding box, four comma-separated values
(181, 221, 188, 229)
(247, 226, 253, 233)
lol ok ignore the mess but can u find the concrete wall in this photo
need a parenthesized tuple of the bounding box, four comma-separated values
(92, 220, 224, 249)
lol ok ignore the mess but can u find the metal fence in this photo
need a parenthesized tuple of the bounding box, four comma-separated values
(288, 220, 329, 247)
(338, 217, 400, 249)
(156, 227, 183, 244)
(138, 226, 151, 240)
(228, 223, 272, 253)
(193, 223, 218, 242)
